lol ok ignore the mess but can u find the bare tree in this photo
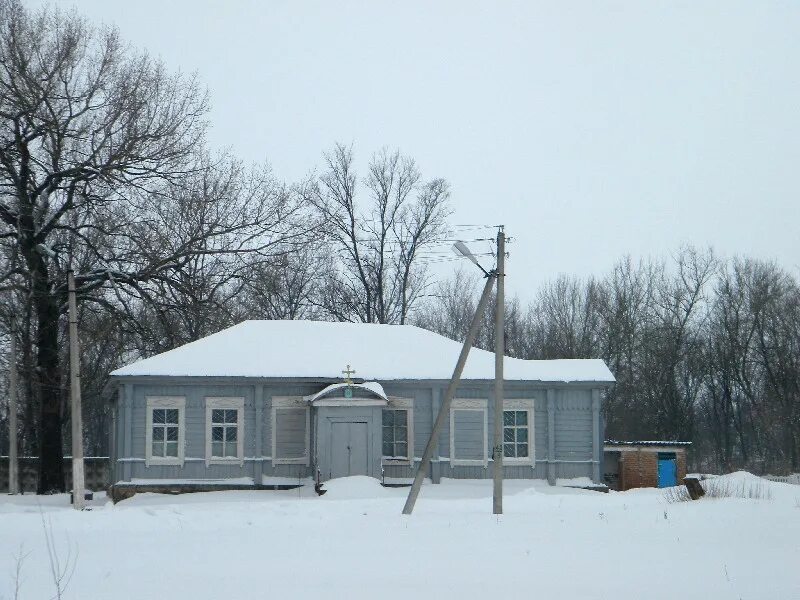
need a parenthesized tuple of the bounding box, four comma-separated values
(309, 144, 451, 324)
(526, 274, 602, 360)
(704, 258, 800, 472)
(239, 242, 329, 321)
(641, 247, 715, 441)
(416, 246, 798, 474)
(0, 0, 217, 491)
(108, 156, 310, 355)
(413, 267, 479, 341)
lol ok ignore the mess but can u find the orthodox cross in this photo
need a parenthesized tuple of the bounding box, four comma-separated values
(342, 364, 356, 399)
(342, 365, 356, 386)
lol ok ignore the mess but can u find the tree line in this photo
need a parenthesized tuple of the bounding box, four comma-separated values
(0, 1, 451, 491)
(0, 1, 797, 492)
(416, 249, 800, 474)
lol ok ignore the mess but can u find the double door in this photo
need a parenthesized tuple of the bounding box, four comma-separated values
(330, 421, 369, 479)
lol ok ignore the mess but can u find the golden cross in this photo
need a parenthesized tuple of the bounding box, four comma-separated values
(342, 364, 356, 385)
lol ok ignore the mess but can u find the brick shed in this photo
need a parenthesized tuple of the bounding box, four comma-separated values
(603, 441, 690, 491)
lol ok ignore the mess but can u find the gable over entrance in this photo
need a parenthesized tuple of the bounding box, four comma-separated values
(308, 382, 388, 481)
(306, 381, 388, 406)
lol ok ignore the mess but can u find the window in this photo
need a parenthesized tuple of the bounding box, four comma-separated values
(503, 410, 529, 459)
(502, 400, 534, 464)
(382, 398, 413, 463)
(205, 397, 244, 465)
(211, 409, 239, 457)
(145, 397, 185, 466)
(272, 397, 310, 466)
(153, 408, 180, 457)
(450, 398, 488, 467)
(383, 410, 408, 459)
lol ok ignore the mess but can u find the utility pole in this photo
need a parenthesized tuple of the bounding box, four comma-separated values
(68, 271, 86, 510)
(403, 272, 496, 515)
(8, 322, 18, 495)
(493, 227, 505, 514)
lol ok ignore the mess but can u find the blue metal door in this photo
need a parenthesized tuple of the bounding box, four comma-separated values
(657, 456, 677, 487)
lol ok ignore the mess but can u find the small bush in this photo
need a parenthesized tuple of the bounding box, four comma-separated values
(664, 486, 692, 503)
(701, 477, 772, 500)
(664, 476, 773, 503)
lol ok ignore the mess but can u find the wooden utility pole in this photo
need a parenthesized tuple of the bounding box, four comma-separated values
(8, 322, 18, 495)
(493, 228, 505, 514)
(68, 271, 86, 509)
(403, 273, 496, 515)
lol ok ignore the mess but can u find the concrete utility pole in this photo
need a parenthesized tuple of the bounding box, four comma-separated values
(402, 272, 496, 515)
(8, 322, 18, 495)
(493, 228, 505, 515)
(68, 271, 86, 510)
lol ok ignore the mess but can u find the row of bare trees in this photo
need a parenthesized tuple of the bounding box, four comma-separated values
(0, 1, 451, 491)
(416, 248, 800, 474)
(1, 1, 796, 493)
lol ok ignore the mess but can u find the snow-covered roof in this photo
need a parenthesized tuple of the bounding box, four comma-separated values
(111, 320, 616, 383)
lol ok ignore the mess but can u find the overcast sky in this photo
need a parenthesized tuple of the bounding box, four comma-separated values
(37, 1, 800, 300)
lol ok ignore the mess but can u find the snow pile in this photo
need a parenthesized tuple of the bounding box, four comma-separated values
(318, 475, 398, 499)
(696, 471, 796, 501)
(111, 320, 615, 382)
(1, 474, 797, 600)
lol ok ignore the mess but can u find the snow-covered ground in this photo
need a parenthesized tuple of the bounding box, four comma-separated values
(1, 473, 798, 599)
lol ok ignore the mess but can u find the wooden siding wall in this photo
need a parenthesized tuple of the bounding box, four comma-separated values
(452, 410, 485, 461)
(275, 409, 307, 460)
(554, 390, 593, 462)
(113, 379, 605, 485)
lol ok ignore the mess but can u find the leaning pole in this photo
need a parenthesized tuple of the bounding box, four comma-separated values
(402, 272, 496, 515)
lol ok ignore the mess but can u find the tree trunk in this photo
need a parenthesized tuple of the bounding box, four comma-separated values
(34, 273, 65, 493)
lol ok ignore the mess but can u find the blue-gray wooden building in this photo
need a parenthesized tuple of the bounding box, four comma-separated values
(109, 320, 615, 493)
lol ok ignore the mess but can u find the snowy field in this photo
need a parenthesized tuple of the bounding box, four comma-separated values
(1, 473, 798, 600)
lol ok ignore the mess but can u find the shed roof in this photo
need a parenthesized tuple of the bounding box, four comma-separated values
(111, 320, 616, 383)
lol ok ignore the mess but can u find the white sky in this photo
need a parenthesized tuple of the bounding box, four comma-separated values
(36, 1, 800, 300)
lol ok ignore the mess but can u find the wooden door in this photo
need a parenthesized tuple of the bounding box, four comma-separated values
(330, 421, 369, 479)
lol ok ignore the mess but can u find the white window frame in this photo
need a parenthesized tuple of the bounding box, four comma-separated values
(205, 397, 245, 466)
(382, 398, 414, 465)
(502, 399, 535, 465)
(450, 398, 488, 467)
(272, 397, 310, 466)
(145, 396, 185, 467)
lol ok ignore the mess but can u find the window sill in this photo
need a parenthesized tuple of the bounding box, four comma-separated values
(502, 458, 535, 466)
(146, 458, 184, 467)
(272, 457, 309, 466)
(206, 457, 244, 467)
(450, 460, 488, 467)
(382, 458, 412, 466)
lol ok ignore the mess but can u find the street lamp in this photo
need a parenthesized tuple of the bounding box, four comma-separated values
(451, 241, 490, 276)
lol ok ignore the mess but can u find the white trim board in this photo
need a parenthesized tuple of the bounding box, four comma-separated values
(145, 396, 186, 468)
(382, 397, 414, 465)
(271, 396, 310, 466)
(313, 399, 387, 407)
(205, 396, 245, 466)
(450, 398, 488, 467)
(503, 399, 535, 465)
